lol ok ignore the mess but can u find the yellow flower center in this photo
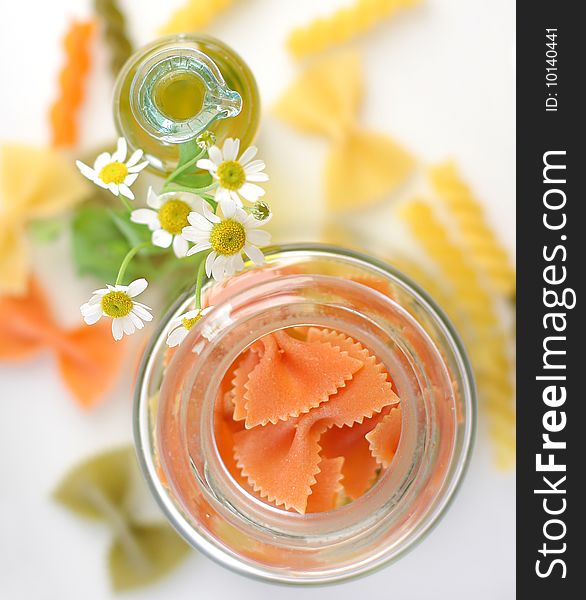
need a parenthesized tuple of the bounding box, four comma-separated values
(99, 161, 129, 185)
(101, 291, 133, 318)
(210, 219, 246, 256)
(216, 160, 245, 191)
(158, 199, 191, 235)
(182, 315, 201, 330)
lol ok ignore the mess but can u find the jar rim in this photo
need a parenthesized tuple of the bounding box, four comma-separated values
(133, 243, 477, 584)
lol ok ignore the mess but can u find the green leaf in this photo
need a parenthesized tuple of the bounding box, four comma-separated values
(28, 217, 67, 243)
(171, 170, 213, 189)
(109, 524, 191, 592)
(177, 139, 201, 168)
(53, 447, 135, 521)
(71, 204, 164, 282)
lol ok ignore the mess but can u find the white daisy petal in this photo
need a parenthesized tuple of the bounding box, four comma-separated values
(220, 197, 237, 218)
(201, 199, 221, 223)
(243, 159, 266, 173)
(129, 311, 145, 330)
(153, 229, 173, 248)
(93, 152, 112, 171)
(205, 250, 217, 277)
(246, 229, 271, 246)
(146, 187, 162, 209)
(107, 183, 120, 196)
(126, 148, 144, 167)
(132, 304, 153, 322)
(245, 172, 269, 183)
(239, 183, 265, 202)
(127, 278, 148, 297)
(186, 241, 212, 256)
(124, 173, 139, 187)
(130, 209, 159, 226)
(211, 254, 228, 281)
(196, 158, 216, 172)
(222, 138, 239, 161)
(119, 184, 135, 200)
(208, 145, 223, 165)
(122, 316, 136, 336)
(76, 160, 97, 181)
(167, 327, 188, 348)
(83, 310, 103, 325)
(112, 318, 124, 341)
(187, 210, 214, 229)
(231, 252, 245, 272)
(244, 243, 265, 265)
(113, 137, 128, 162)
(173, 234, 189, 258)
(239, 146, 258, 166)
(128, 160, 149, 173)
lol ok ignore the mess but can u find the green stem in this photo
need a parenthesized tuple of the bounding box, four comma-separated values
(194, 256, 207, 310)
(163, 148, 206, 186)
(115, 242, 150, 285)
(117, 193, 133, 212)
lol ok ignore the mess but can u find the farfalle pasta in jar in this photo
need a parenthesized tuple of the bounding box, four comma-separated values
(135, 246, 475, 583)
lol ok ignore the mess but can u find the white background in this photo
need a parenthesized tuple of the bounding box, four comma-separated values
(0, 1, 515, 599)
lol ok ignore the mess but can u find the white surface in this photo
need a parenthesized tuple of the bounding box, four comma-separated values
(0, 0, 515, 598)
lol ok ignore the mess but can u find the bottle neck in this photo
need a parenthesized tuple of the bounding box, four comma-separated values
(130, 46, 242, 144)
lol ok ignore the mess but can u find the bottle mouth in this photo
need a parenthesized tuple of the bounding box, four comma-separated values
(130, 46, 242, 144)
(134, 244, 476, 584)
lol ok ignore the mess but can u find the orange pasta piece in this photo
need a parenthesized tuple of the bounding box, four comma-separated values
(49, 20, 96, 147)
(306, 457, 344, 513)
(242, 330, 364, 428)
(365, 405, 403, 468)
(231, 342, 263, 422)
(305, 328, 399, 428)
(0, 278, 124, 408)
(320, 407, 390, 499)
(233, 416, 325, 514)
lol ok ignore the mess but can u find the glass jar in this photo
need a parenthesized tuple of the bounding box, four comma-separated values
(134, 245, 475, 584)
(113, 34, 260, 174)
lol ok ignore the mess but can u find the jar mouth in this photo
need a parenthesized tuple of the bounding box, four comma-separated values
(134, 244, 476, 584)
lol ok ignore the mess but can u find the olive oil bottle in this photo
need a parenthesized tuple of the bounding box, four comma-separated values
(113, 35, 260, 174)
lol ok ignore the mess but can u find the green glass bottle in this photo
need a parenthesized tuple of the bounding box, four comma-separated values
(113, 34, 260, 174)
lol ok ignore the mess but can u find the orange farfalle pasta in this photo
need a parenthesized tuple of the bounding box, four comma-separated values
(306, 457, 345, 513)
(231, 328, 400, 514)
(231, 342, 263, 422)
(49, 20, 96, 148)
(242, 330, 364, 428)
(0, 278, 124, 408)
(366, 405, 403, 468)
(320, 408, 390, 499)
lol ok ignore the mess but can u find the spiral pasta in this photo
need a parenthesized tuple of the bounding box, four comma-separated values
(429, 161, 516, 299)
(49, 20, 96, 148)
(159, 0, 235, 35)
(94, 0, 133, 75)
(399, 200, 515, 468)
(287, 0, 421, 59)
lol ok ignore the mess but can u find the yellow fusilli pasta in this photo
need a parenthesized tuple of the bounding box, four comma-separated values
(287, 0, 421, 59)
(399, 199, 515, 468)
(429, 161, 516, 299)
(159, 0, 235, 35)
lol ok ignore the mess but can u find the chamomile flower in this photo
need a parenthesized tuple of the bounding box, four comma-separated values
(196, 138, 268, 206)
(75, 137, 148, 200)
(181, 199, 271, 281)
(166, 306, 213, 348)
(80, 278, 153, 341)
(130, 187, 201, 258)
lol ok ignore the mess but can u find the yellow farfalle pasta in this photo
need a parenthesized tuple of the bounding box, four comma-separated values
(429, 161, 516, 299)
(0, 144, 90, 295)
(274, 52, 414, 212)
(159, 0, 235, 34)
(287, 0, 422, 59)
(399, 199, 515, 468)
